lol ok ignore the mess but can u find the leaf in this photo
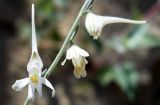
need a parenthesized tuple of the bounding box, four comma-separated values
(108, 36, 127, 53)
(112, 63, 139, 100)
(97, 67, 114, 86)
(126, 25, 149, 50)
(112, 65, 129, 92)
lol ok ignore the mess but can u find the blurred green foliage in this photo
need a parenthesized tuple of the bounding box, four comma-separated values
(107, 25, 160, 53)
(96, 20, 160, 100)
(97, 62, 139, 100)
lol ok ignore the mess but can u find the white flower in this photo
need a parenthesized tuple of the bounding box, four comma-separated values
(85, 12, 147, 39)
(12, 4, 55, 101)
(62, 45, 89, 78)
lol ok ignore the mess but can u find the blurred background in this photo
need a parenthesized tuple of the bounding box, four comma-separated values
(0, 0, 160, 105)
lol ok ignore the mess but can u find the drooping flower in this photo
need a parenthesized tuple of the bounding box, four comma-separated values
(62, 45, 89, 78)
(12, 4, 55, 101)
(85, 12, 147, 39)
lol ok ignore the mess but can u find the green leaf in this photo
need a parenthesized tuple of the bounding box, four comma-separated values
(126, 25, 149, 50)
(97, 67, 114, 86)
(112, 63, 139, 100)
(123, 63, 139, 88)
(108, 36, 127, 53)
(113, 65, 129, 92)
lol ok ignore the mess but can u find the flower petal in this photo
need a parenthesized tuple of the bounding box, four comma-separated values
(12, 78, 29, 91)
(61, 58, 67, 66)
(42, 78, 55, 97)
(28, 84, 35, 101)
(27, 52, 43, 76)
(78, 48, 89, 57)
(66, 47, 75, 59)
(66, 45, 89, 59)
(73, 67, 87, 78)
(85, 12, 103, 39)
(72, 57, 88, 78)
(36, 78, 42, 97)
(67, 45, 81, 59)
(74, 45, 89, 57)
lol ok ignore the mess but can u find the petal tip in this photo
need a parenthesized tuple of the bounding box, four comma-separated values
(52, 91, 56, 97)
(12, 81, 23, 91)
(137, 20, 147, 24)
(12, 84, 17, 90)
(61, 59, 66, 66)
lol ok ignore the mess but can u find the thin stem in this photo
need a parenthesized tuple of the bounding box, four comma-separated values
(24, 99, 32, 105)
(24, 0, 94, 105)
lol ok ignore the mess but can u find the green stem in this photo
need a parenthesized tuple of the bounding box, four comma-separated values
(24, 99, 32, 105)
(24, 0, 93, 105)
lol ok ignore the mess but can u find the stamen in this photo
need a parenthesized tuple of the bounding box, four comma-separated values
(30, 74, 38, 83)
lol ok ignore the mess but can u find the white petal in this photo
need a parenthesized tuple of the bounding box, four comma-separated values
(85, 12, 103, 39)
(28, 84, 35, 101)
(78, 48, 89, 57)
(12, 78, 29, 91)
(61, 58, 67, 66)
(66, 47, 75, 59)
(66, 45, 89, 59)
(74, 45, 89, 57)
(36, 78, 42, 97)
(42, 78, 55, 97)
(68, 45, 81, 59)
(27, 52, 43, 76)
(85, 12, 96, 33)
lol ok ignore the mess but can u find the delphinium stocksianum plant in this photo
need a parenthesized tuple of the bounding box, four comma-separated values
(12, 0, 146, 105)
